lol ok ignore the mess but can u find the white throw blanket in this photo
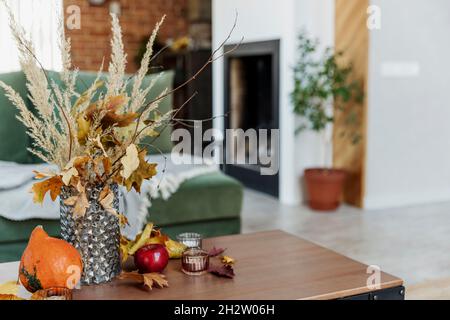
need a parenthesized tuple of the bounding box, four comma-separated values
(0, 155, 218, 239)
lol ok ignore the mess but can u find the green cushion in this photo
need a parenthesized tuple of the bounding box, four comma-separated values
(0, 242, 29, 263)
(150, 172, 243, 225)
(0, 217, 60, 243)
(0, 72, 33, 163)
(136, 72, 174, 155)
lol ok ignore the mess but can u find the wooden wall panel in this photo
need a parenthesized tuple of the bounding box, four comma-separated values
(333, 0, 369, 208)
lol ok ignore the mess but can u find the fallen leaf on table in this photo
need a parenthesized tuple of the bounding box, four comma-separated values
(221, 255, 235, 265)
(208, 247, 226, 257)
(119, 271, 169, 290)
(0, 294, 25, 300)
(0, 281, 19, 295)
(208, 264, 235, 279)
(165, 239, 187, 259)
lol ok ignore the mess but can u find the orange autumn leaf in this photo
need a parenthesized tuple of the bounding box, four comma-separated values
(103, 157, 112, 175)
(105, 95, 128, 110)
(102, 112, 138, 129)
(32, 170, 55, 180)
(123, 150, 157, 193)
(72, 156, 90, 171)
(118, 271, 168, 290)
(85, 95, 137, 129)
(32, 176, 64, 204)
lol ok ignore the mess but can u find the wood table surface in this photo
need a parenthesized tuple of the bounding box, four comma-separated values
(73, 230, 403, 300)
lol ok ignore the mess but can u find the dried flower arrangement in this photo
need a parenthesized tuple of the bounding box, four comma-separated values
(0, 1, 239, 221)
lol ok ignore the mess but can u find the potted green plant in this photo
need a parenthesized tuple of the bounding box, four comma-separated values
(291, 32, 363, 211)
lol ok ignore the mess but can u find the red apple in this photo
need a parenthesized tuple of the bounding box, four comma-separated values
(134, 244, 169, 273)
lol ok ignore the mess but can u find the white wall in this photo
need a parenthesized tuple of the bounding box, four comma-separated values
(293, 0, 335, 195)
(365, 0, 450, 209)
(212, 0, 335, 205)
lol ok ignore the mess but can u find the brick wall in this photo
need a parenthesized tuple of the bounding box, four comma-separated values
(64, 0, 188, 72)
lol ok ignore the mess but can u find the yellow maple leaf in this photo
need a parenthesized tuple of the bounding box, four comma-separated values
(221, 256, 236, 265)
(165, 239, 187, 259)
(32, 170, 55, 180)
(31, 176, 64, 204)
(0, 281, 19, 295)
(76, 115, 91, 145)
(120, 236, 134, 264)
(128, 223, 154, 255)
(120, 144, 140, 179)
(118, 271, 169, 290)
(145, 235, 168, 246)
(123, 150, 157, 193)
(0, 294, 25, 300)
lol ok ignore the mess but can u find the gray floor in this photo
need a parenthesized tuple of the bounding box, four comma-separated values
(241, 189, 450, 287)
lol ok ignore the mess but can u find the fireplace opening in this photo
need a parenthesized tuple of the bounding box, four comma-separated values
(223, 40, 280, 197)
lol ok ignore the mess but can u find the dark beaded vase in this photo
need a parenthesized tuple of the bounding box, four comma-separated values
(59, 184, 121, 285)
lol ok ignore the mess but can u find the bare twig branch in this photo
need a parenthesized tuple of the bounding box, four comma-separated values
(135, 91, 198, 140)
(132, 12, 241, 142)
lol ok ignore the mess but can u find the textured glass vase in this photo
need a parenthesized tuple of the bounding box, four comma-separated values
(59, 184, 122, 285)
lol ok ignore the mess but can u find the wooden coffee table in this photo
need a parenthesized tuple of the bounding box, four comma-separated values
(73, 230, 404, 300)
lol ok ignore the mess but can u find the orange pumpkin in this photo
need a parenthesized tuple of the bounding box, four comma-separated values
(19, 226, 83, 293)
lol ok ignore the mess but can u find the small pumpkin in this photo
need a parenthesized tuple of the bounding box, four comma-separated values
(19, 226, 83, 293)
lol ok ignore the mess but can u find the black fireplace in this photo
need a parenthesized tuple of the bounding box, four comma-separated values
(223, 40, 280, 197)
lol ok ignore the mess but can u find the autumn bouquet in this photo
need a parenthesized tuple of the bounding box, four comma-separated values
(0, 3, 174, 284)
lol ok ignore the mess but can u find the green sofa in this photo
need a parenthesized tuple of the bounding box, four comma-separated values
(0, 70, 242, 263)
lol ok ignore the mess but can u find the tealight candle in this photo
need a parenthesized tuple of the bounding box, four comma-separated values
(181, 248, 209, 276)
(176, 232, 203, 249)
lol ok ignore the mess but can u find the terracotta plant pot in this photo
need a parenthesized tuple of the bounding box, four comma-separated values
(304, 168, 346, 211)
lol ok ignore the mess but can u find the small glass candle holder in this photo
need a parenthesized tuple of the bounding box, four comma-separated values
(176, 232, 203, 249)
(32, 287, 72, 300)
(181, 248, 209, 276)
